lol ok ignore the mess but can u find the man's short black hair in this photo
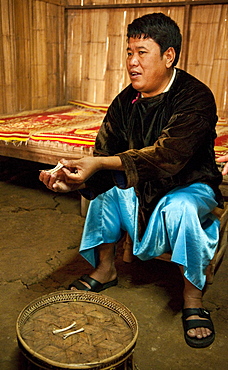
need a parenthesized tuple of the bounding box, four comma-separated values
(127, 13, 182, 66)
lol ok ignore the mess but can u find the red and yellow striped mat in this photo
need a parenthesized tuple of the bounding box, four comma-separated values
(0, 101, 108, 147)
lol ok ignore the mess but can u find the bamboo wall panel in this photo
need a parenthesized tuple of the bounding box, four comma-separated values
(31, 0, 48, 109)
(0, 0, 16, 113)
(66, 7, 185, 105)
(14, 0, 32, 112)
(46, 3, 65, 107)
(210, 5, 228, 119)
(39, 0, 66, 5)
(0, 0, 65, 114)
(0, 1, 227, 117)
(67, 0, 81, 5)
(31, 0, 65, 109)
(187, 4, 228, 118)
(66, 3, 227, 119)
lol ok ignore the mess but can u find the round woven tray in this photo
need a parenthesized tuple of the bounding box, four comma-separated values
(16, 290, 138, 369)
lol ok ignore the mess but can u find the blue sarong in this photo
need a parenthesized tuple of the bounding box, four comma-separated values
(79, 183, 220, 290)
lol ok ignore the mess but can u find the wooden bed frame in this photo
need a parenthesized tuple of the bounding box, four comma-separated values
(0, 102, 107, 215)
(0, 138, 93, 165)
(0, 102, 107, 162)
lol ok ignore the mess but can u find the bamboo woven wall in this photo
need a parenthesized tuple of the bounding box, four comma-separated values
(188, 4, 228, 119)
(0, 0, 227, 119)
(66, 6, 185, 106)
(0, 0, 65, 114)
(66, 1, 228, 119)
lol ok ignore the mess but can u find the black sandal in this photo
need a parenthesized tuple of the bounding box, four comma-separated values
(68, 274, 118, 293)
(182, 308, 215, 348)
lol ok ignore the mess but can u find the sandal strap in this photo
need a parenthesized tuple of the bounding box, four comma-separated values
(182, 308, 211, 319)
(68, 279, 91, 291)
(183, 318, 214, 333)
(80, 274, 103, 290)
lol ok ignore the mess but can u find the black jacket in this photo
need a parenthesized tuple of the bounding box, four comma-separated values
(83, 68, 223, 236)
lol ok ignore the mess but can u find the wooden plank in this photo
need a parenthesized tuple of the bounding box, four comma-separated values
(37, 0, 66, 6)
(0, 141, 88, 165)
(0, 0, 16, 113)
(14, 0, 32, 111)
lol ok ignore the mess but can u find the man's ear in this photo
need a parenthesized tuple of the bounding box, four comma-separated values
(164, 47, 176, 67)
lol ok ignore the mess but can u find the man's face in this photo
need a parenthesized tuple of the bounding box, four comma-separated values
(126, 37, 173, 97)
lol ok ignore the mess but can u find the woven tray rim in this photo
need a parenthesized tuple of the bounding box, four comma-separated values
(16, 290, 138, 369)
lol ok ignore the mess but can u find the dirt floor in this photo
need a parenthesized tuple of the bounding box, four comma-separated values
(0, 156, 227, 370)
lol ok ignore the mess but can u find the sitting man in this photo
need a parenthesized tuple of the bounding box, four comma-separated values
(40, 13, 223, 349)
